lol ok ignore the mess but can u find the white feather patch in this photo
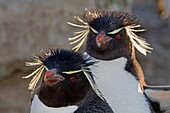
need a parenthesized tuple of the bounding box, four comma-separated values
(83, 70, 105, 101)
(89, 57, 151, 113)
(30, 95, 78, 113)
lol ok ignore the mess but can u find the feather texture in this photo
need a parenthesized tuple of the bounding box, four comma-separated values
(67, 16, 90, 51)
(23, 48, 104, 101)
(68, 9, 153, 55)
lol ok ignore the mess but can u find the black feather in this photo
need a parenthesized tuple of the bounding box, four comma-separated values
(38, 48, 95, 72)
(83, 9, 139, 32)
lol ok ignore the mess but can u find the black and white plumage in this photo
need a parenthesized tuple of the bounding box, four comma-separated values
(68, 9, 170, 113)
(144, 86, 170, 113)
(24, 49, 114, 113)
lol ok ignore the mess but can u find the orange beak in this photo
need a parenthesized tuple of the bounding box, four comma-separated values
(96, 31, 112, 47)
(44, 69, 65, 85)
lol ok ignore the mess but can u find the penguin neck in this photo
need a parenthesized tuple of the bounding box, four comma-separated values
(30, 94, 78, 113)
(30, 85, 92, 113)
(76, 88, 96, 106)
(37, 84, 73, 107)
(76, 88, 114, 113)
(87, 48, 146, 87)
(37, 82, 90, 108)
(89, 56, 151, 113)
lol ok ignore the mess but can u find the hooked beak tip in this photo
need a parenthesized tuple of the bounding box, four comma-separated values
(44, 69, 65, 84)
(96, 32, 111, 47)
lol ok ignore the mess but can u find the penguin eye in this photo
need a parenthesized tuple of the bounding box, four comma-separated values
(70, 76, 77, 82)
(115, 35, 121, 39)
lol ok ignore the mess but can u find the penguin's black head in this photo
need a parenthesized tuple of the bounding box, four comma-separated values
(40, 49, 95, 86)
(37, 49, 96, 107)
(68, 9, 152, 60)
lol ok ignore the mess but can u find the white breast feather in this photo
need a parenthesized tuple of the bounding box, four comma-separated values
(30, 95, 78, 113)
(90, 57, 151, 113)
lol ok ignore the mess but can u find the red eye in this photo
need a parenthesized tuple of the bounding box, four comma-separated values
(116, 35, 121, 39)
(70, 77, 77, 82)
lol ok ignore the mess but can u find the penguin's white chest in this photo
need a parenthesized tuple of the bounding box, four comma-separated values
(30, 95, 78, 113)
(90, 57, 151, 113)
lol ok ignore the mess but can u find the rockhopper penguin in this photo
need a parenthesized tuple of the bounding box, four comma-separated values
(68, 9, 170, 113)
(23, 49, 114, 113)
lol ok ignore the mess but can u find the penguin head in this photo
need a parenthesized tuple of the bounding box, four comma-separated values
(41, 49, 95, 88)
(85, 10, 137, 60)
(68, 9, 152, 60)
(25, 49, 98, 107)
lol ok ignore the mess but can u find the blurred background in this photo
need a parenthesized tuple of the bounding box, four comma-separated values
(0, 0, 170, 113)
